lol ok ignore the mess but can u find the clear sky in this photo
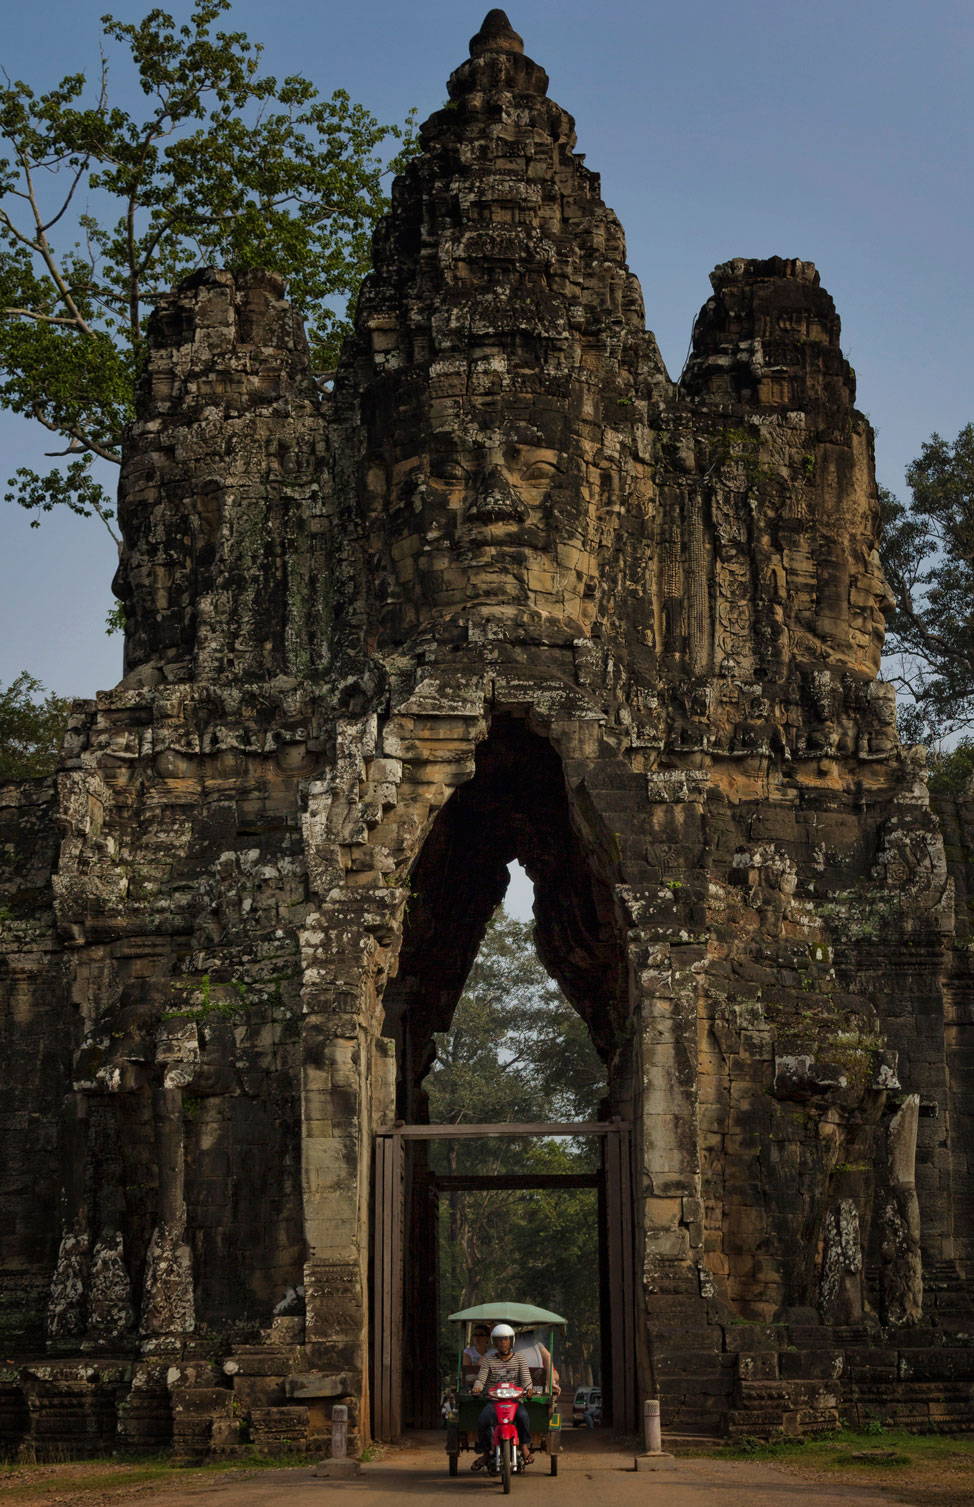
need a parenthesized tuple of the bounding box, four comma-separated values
(2, 0, 972, 706)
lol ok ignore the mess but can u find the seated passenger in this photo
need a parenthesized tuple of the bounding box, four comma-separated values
(514, 1326, 561, 1396)
(471, 1323, 535, 1469)
(463, 1323, 493, 1367)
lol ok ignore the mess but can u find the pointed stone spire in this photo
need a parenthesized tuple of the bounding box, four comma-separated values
(469, 9, 524, 56)
(332, 6, 668, 654)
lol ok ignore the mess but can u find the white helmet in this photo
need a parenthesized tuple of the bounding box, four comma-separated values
(490, 1323, 515, 1343)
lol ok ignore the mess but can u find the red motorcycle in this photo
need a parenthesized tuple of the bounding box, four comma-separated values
(485, 1381, 529, 1493)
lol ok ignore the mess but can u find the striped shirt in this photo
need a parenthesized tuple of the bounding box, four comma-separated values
(475, 1350, 533, 1391)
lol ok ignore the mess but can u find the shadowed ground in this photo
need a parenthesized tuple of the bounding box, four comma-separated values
(3, 1432, 974, 1507)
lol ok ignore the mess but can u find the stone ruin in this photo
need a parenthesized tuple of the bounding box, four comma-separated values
(2, 7, 973, 1457)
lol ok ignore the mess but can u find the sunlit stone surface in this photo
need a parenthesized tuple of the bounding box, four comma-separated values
(2, 7, 973, 1456)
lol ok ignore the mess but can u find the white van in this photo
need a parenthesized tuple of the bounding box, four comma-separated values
(572, 1386, 601, 1426)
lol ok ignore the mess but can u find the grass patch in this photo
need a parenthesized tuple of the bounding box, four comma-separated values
(0, 1461, 186, 1501)
(722, 1427, 974, 1470)
(0, 1450, 320, 1501)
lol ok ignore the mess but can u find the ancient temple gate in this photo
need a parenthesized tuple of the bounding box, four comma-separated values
(372, 1121, 637, 1440)
(2, 7, 974, 1459)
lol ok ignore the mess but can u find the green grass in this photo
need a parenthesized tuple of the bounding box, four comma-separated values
(0, 1449, 322, 1500)
(722, 1427, 974, 1469)
(1, 1464, 176, 1498)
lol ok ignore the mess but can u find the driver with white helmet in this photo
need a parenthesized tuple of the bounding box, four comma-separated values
(471, 1322, 535, 1469)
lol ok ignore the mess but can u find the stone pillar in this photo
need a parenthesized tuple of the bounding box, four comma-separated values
(88, 1233, 135, 1345)
(819, 1199, 864, 1325)
(140, 1088, 194, 1349)
(46, 1093, 90, 1345)
(639, 947, 701, 1280)
(299, 949, 374, 1447)
(300, 1020, 371, 1448)
(879, 1095, 923, 1325)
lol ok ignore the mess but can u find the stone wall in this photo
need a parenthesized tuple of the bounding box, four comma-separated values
(0, 777, 72, 1352)
(1, 6, 972, 1455)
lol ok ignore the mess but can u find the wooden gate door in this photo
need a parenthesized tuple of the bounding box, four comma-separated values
(603, 1123, 637, 1434)
(373, 1121, 637, 1441)
(372, 1129, 404, 1441)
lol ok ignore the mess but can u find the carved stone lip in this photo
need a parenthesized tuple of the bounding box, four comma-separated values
(463, 497, 527, 525)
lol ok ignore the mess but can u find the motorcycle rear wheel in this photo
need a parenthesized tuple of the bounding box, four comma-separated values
(501, 1437, 512, 1493)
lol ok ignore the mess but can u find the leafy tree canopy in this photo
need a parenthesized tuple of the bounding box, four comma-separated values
(880, 423, 974, 745)
(926, 739, 974, 798)
(427, 907, 606, 1388)
(426, 908, 606, 1146)
(0, 0, 415, 541)
(0, 672, 71, 778)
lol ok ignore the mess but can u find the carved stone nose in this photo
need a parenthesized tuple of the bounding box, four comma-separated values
(465, 466, 528, 525)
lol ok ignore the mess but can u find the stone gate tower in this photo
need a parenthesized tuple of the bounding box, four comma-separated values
(2, 9, 973, 1455)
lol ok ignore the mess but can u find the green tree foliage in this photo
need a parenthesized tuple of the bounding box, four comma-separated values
(0, 0, 415, 540)
(926, 739, 974, 798)
(426, 907, 606, 1389)
(880, 423, 974, 744)
(0, 672, 71, 777)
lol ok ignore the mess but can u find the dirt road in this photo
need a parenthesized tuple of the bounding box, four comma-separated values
(6, 1432, 965, 1507)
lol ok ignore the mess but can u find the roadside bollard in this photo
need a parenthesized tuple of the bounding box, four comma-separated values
(634, 1396, 674, 1472)
(313, 1402, 361, 1478)
(644, 1397, 662, 1454)
(332, 1404, 348, 1459)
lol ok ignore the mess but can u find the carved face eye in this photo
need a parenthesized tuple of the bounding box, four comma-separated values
(431, 460, 467, 486)
(520, 460, 559, 485)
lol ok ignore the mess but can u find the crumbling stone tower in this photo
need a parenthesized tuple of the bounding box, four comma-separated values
(2, 9, 973, 1455)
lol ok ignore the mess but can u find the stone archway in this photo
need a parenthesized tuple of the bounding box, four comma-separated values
(382, 714, 631, 1126)
(370, 712, 640, 1439)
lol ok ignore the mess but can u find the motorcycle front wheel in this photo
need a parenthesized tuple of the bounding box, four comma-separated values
(501, 1437, 512, 1493)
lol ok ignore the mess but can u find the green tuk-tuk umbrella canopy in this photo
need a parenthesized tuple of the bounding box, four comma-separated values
(448, 1302, 567, 1327)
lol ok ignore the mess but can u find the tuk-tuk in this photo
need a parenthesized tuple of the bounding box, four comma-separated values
(445, 1301, 565, 1478)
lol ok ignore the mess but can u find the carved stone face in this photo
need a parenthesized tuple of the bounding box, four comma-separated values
(365, 424, 606, 639)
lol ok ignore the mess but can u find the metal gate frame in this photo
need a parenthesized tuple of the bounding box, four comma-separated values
(372, 1120, 636, 1441)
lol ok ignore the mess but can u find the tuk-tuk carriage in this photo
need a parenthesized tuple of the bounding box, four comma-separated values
(445, 1301, 565, 1479)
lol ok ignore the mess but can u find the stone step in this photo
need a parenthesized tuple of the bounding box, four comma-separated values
(783, 1407, 839, 1435)
(736, 1382, 793, 1401)
(250, 1404, 311, 1453)
(850, 1379, 974, 1402)
(726, 1409, 788, 1428)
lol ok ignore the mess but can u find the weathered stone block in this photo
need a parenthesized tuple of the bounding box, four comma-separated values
(285, 1372, 351, 1400)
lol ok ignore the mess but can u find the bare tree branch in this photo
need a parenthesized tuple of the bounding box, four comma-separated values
(30, 401, 121, 467)
(2, 307, 81, 326)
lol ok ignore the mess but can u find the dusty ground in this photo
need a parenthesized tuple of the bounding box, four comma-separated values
(2, 1430, 973, 1507)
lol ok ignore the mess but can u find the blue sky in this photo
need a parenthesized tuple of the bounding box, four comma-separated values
(2, 0, 972, 703)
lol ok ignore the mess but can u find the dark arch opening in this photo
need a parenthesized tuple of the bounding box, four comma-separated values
(381, 714, 630, 1124)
